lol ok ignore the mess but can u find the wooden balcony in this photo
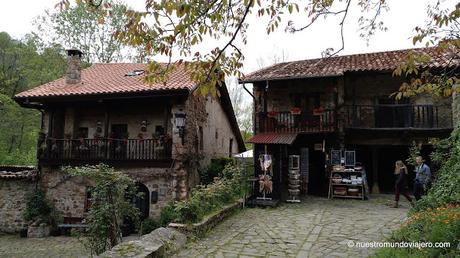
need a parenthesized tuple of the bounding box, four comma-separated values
(256, 110, 335, 133)
(38, 138, 172, 165)
(344, 104, 452, 129)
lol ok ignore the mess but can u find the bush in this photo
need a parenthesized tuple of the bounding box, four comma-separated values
(23, 188, 62, 228)
(199, 158, 233, 185)
(374, 204, 460, 257)
(65, 164, 139, 255)
(140, 218, 159, 235)
(374, 127, 460, 257)
(160, 163, 249, 224)
(160, 203, 178, 227)
(412, 128, 460, 212)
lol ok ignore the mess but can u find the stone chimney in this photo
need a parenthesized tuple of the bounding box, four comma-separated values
(66, 49, 83, 84)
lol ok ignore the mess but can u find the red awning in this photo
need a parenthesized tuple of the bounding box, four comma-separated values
(247, 133, 298, 145)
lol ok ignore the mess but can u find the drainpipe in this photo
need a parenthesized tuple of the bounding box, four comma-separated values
(241, 81, 256, 135)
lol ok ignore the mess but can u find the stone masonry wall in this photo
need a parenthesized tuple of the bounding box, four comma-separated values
(0, 180, 36, 233)
(41, 166, 174, 220)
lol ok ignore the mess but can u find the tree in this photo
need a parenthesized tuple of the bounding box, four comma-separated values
(35, 0, 131, 63)
(61, 1, 459, 98)
(65, 164, 139, 255)
(0, 32, 66, 165)
(393, 2, 460, 98)
(227, 76, 252, 136)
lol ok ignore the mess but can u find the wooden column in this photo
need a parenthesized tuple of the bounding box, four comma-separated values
(104, 106, 110, 137)
(371, 146, 380, 194)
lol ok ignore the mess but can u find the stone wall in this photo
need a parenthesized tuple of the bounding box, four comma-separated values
(41, 166, 174, 220)
(452, 92, 460, 127)
(0, 180, 36, 232)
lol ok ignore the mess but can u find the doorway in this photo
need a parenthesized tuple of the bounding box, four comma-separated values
(111, 124, 128, 159)
(134, 183, 150, 220)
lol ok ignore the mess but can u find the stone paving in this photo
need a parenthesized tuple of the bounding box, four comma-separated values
(175, 195, 409, 258)
(0, 234, 87, 258)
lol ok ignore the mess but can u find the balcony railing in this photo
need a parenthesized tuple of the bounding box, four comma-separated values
(344, 104, 452, 129)
(39, 138, 172, 162)
(256, 110, 335, 133)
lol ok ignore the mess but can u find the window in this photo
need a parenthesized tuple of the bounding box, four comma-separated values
(85, 187, 93, 212)
(199, 126, 204, 151)
(229, 138, 233, 157)
(78, 127, 88, 138)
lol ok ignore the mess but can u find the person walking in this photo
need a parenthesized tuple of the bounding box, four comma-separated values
(392, 160, 414, 208)
(414, 156, 431, 201)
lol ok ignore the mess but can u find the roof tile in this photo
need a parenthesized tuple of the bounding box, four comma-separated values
(15, 63, 195, 99)
(243, 47, 458, 82)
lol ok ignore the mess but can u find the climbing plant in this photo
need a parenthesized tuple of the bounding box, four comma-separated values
(65, 164, 139, 255)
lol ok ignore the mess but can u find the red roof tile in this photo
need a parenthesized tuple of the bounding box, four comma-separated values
(0, 165, 38, 180)
(15, 63, 195, 99)
(247, 133, 298, 145)
(242, 47, 459, 82)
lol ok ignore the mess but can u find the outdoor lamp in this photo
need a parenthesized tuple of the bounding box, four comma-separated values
(174, 111, 186, 144)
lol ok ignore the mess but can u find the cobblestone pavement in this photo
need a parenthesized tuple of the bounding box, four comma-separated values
(175, 195, 409, 258)
(0, 234, 140, 257)
(0, 235, 87, 258)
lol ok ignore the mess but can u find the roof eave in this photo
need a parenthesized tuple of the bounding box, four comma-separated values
(239, 73, 343, 83)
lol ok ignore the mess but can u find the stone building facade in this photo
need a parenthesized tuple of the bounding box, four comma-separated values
(13, 50, 245, 223)
(0, 166, 38, 232)
(244, 47, 456, 198)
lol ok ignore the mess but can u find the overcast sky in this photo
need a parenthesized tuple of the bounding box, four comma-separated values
(0, 0, 456, 73)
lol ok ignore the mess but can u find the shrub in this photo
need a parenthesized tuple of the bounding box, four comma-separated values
(374, 127, 460, 257)
(140, 218, 159, 235)
(199, 158, 233, 185)
(65, 164, 139, 255)
(412, 128, 460, 212)
(23, 188, 62, 228)
(160, 163, 249, 225)
(160, 203, 178, 226)
(374, 204, 460, 257)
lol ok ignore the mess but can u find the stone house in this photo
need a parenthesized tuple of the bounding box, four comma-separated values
(241, 47, 456, 199)
(0, 166, 38, 232)
(13, 50, 245, 224)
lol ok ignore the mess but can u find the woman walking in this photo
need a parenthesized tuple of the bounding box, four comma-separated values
(392, 160, 414, 208)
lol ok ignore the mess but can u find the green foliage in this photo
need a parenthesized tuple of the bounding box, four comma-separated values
(199, 158, 233, 185)
(23, 188, 62, 228)
(0, 32, 66, 166)
(35, 0, 131, 63)
(65, 164, 140, 255)
(373, 204, 460, 258)
(160, 163, 249, 225)
(412, 127, 460, 212)
(140, 218, 159, 235)
(375, 128, 460, 257)
(159, 203, 178, 227)
(406, 141, 421, 166)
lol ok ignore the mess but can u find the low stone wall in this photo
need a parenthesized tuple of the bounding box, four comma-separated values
(99, 227, 186, 258)
(0, 180, 36, 233)
(168, 199, 243, 236)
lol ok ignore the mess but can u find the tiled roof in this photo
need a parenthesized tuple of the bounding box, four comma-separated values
(0, 165, 38, 180)
(247, 133, 298, 145)
(242, 47, 459, 82)
(15, 63, 195, 99)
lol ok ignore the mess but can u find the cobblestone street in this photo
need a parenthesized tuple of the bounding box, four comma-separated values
(0, 235, 87, 258)
(0, 195, 408, 258)
(175, 195, 409, 258)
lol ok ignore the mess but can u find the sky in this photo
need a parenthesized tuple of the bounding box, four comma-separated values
(0, 0, 456, 74)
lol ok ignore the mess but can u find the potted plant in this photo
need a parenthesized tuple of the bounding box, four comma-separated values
(290, 107, 301, 115)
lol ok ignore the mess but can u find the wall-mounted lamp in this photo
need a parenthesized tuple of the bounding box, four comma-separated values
(96, 121, 103, 133)
(140, 120, 149, 132)
(174, 110, 186, 144)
